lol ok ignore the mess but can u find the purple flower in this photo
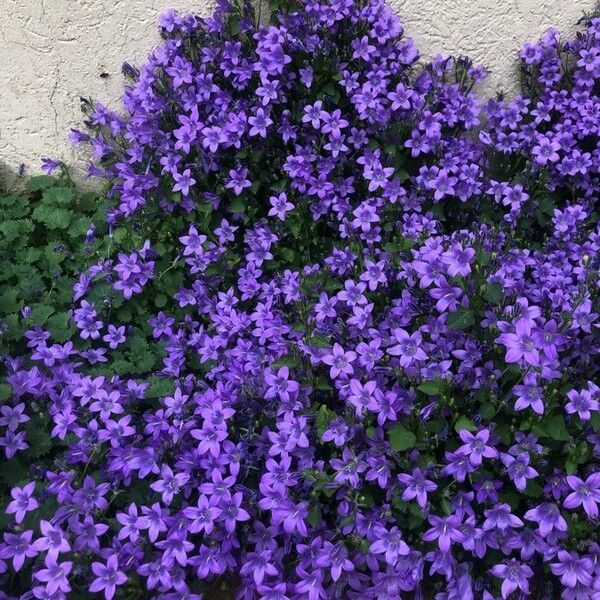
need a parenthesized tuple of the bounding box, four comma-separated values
(457, 428, 498, 466)
(179, 224, 207, 256)
(500, 452, 538, 492)
(32, 520, 71, 557)
(6, 482, 38, 523)
(441, 243, 475, 277)
(387, 327, 427, 367)
(563, 473, 600, 518)
(523, 502, 567, 537)
(0, 530, 38, 571)
(490, 559, 533, 599)
(268, 192, 294, 221)
(550, 550, 594, 589)
(225, 166, 251, 196)
(136, 503, 168, 543)
(149, 464, 190, 505)
(264, 366, 300, 402)
(397, 468, 438, 508)
(41, 157, 62, 174)
(3, 2, 600, 597)
(431, 169, 458, 201)
(90, 554, 127, 600)
(330, 447, 367, 488)
(248, 108, 273, 137)
(422, 514, 465, 552)
(565, 388, 598, 421)
(370, 525, 410, 565)
(217, 492, 250, 533)
(183, 494, 220, 534)
(322, 343, 356, 379)
(33, 556, 73, 595)
(315, 541, 354, 582)
(172, 168, 196, 196)
(483, 504, 523, 531)
(429, 277, 463, 312)
(532, 135, 561, 165)
(302, 101, 325, 128)
(321, 417, 351, 446)
(102, 324, 126, 349)
(513, 373, 544, 414)
(497, 318, 539, 366)
(240, 550, 278, 585)
(442, 451, 475, 483)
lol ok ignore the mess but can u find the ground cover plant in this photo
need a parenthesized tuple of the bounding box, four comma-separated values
(0, 168, 106, 368)
(0, 0, 599, 598)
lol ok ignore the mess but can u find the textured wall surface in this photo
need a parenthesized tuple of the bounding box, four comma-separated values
(0, 0, 594, 184)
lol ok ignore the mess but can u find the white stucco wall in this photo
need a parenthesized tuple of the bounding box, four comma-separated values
(0, 0, 594, 184)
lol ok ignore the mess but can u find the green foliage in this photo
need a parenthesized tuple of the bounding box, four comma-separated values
(388, 423, 417, 451)
(447, 308, 475, 330)
(0, 170, 107, 355)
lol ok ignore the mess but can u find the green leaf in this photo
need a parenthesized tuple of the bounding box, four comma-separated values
(454, 415, 477, 433)
(1, 313, 21, 341)
(113, 228, 128, 244)
(130, 351, 156, 373)
(524, 480, 543, 498)
(315, 404, 336, 437)
(494, 422, 512, 445)
(315, 376, 332, 391)
(154, 294, 167, 308)
(484, 282, 503, 305)
(447, 308, 475, 330)
(0, 193, 19, 208)
(26, 175, 56, 191)
(24, 415, 52, 458)
(307, 333, 330, 349)
(20, 247, 42, 264)
(110, 359, 133, 375)
(417, 379, 444, 395)
(230, 197, 245, 213)
(388, 424, 417, 451)
(32, 205, 73, 229)
(145, 377, 175, 399)
(440, 497, 452, 515)
(0, 456, 26, 485)
(308, 506, 322, 527)
(280, 248, 295, 262)
(42, 186, 73, 206)
(546, 414, 569, 441)
(46, 312, 74, 342)
(68, 216, 92, 237)
(197, 201, 213, 215)
(0, 219, 33, 243)
(591, 413, 600, 433)
(480, 402, 495, 419)
(29, 304, 55, 325)
(272, 355, 296, 368)
(0, 383, 12, 401)
(0, 289, 20, 312)
(477, 250, 492, 266)
(79, 191, 102, 212)
(565, 460, 578, 475)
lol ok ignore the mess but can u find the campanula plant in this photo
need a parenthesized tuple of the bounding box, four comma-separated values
(0, 0, 598, 599)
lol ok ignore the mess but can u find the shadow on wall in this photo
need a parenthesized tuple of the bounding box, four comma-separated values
(0, 160, 25, 194)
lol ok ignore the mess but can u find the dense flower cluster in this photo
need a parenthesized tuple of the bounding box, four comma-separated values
(1, 1, 599, 599)
(482, 21, 600, 205)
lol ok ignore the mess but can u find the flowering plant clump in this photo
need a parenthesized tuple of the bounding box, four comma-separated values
(0, 1, 599, 599)
(0, 170, 106, 358)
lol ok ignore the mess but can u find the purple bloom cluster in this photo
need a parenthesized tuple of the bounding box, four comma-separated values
(482, 22, 600, 205)
(1, 1, 599, 599)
